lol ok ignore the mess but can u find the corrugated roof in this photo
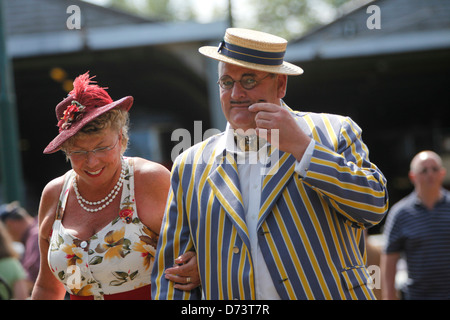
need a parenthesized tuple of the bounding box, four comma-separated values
(4, 0, 153, 35)
(2, 0, 226, 58)
(288, 0, 450, 60)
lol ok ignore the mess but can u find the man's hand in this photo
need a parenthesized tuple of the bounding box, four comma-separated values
(249, 102, 311, 161)
(164, 251, 201, 291)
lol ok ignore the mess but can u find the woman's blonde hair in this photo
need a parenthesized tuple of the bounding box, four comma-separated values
(61, 108, 130, 156)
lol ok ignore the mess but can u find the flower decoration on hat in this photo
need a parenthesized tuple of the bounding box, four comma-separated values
(58, 100, 86, 131)
(56, 72, 113, 132)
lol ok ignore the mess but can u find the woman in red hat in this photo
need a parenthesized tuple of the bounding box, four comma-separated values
(31, 72, 199, 300)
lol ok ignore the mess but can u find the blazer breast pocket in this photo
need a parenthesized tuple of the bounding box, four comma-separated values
(340, 265, 371, 291)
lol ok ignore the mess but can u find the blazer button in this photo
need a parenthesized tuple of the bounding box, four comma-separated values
(233, 247, 240, 254)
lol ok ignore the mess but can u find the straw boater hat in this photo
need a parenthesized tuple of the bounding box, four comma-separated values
(199, 28, 303, 76)
(43, 72, 133, 154)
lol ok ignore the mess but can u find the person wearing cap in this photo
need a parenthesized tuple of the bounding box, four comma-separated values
(152, 28, 389, 300)
(31, 72, 199, 300)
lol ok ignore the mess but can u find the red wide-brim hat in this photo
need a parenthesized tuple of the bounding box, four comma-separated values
(44, 72, 133, 154)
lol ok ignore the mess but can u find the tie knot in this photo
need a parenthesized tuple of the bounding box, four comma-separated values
(234, 132, 262, 152)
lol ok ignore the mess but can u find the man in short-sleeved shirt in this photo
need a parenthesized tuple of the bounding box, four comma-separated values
(382, 151, 450, 299)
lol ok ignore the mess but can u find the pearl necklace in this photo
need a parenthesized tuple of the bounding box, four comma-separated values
(73, 159, 126, 213)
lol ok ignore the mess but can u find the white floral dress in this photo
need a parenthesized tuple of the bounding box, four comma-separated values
(48, 158, 158, 300)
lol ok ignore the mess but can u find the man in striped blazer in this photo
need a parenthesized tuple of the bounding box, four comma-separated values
(151, 28, 389, 300)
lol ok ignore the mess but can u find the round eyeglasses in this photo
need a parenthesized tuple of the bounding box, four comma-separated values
(66, 137, 120, 160)
(217, 73, 272, 90)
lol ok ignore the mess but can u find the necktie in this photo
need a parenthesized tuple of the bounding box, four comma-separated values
(234, 133, 261, 152)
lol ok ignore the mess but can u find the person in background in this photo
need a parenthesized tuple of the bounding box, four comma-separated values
(381, 150, 450, 299)
(32, 72, 199, 300)
(0, 221, 29, 299)
(0, 201, 39, 294)
(152, 28, 389, 300)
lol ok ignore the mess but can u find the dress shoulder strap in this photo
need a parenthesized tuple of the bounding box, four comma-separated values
(126, 157, 136, 200)
(55, 170, 75, 221)
(119, 157, 138, 219)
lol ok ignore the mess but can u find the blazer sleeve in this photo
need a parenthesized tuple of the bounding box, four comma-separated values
(299, 115, 389, 228)
(151, 155, 201, 300)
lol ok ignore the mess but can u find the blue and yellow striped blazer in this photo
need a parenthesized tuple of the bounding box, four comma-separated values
(151, 107, 388, 300)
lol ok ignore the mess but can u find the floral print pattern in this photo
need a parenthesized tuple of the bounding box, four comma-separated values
(61, 243, 84, 266)
(48, 158, 157, 299)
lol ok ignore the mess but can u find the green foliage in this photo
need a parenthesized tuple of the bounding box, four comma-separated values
(101, 0, 354, 39)
(247, 0, 353, 39)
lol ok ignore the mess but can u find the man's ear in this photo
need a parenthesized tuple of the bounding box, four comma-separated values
(408, 171, 416, 184)
(277, 74, 288, 99)
(439, 167, 447, 181)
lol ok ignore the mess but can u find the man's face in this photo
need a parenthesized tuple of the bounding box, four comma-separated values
(410, 155, 446, 191)
(218, 62, 287, 131)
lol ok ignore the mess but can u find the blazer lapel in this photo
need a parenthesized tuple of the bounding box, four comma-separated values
(207, 151, 250, 247)
(257, 111, 315, 228)
(258, 147, 297, 228)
